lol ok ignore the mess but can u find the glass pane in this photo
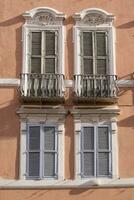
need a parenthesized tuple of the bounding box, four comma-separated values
(98, 152, 109, 176)
(44, 127, 55, 150)
(98, 127, 109, 149)
(29, 126, 40, 150)
(45, 58, 55, 73)
(31, 58, 41, 73)
(83, 59, 93, 74)
(83, 152, 94, 176)
(96, 32, 106, 56)
(97, 59, 106, 74)
(44, 153, 55, 177)
(29, 153, 40, 177)
(83, 127, 94, 150)
(45, 32, 55, 56)
(32, 32, 41, 55)
(83, 32, 93, 56)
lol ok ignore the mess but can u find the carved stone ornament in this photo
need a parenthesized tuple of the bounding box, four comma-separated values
(23, 7, 66, 26)
(73, 8, 115, 26)
(29, 12, 55, 26)
(82, 13, 105, 25)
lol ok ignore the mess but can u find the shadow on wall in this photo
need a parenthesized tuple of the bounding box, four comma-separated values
(118, 115, 134, 128)
(0, 88, 20, 179)
(118, 73, 134, 105)
(118, 73, 134, 128)
(0, 15, 24, 78)
(116, 20, 134, 29)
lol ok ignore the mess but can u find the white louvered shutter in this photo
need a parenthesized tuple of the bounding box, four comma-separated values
(45, 31, 57, 74)
(31, 32, 41, 73)
(44, 127, 57, 177)
(96, 32, 107, 75)
(97, 127, 110, 176)
(81, 32, 93, 74)
(28, 126, 40, 177)
(82, 127, 94, 176)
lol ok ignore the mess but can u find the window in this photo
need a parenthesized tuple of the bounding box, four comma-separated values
(19, 107, 65, 180)
(73, 107, 119, 180)
(73, 8, 117, 100)
(27, 125, 58, 179)
(30, 31, 58, 74)
(80, 31, 108, 75)
(21, 7, 65, 98)
(81, 125, 112, 177)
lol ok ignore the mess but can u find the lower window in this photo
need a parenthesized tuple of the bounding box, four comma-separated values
(27, 125, 58, 179)
(81, 125, 112, 178)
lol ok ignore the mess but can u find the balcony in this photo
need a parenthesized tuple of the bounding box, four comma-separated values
(20, 73, 64, 102)
(74, 74, 118, 103)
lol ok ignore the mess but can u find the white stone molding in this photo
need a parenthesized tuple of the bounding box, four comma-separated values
(71, 105, 119, 181)
(118, 80, 134, 88)
(18, 106, 67, 180)
(73, 8, 116, 78)
(0, 78, 133, 88)
(22, 7, 66, 75)
(0, 78, 20, 86)
(23, 7, 66, 26)
(1, 178, 134, 188)
(73, 8, 115, 26)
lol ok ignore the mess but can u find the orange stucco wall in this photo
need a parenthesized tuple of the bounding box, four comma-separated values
(0, 0, 134, 199)
(1, 188, 134, 200)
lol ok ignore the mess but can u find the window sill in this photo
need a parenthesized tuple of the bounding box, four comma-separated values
(0, 178, 134, 188)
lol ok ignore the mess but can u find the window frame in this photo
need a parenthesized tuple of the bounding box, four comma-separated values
(80, 30, 109, 75)
(73, 26, 115, 75)
(22, 7, 65, 75)
(74, 114, 119, 181)
(19, 109, 65, 181)
(26, 124, 58, 180)
(73, 8, 116, 76)
(80, 124, 112, 178)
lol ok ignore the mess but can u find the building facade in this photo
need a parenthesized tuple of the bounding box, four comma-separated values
(0, 0, 134, 199)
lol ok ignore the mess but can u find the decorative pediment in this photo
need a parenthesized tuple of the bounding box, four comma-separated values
(23, 7, 66, 26)
(73, 8, 115, 26)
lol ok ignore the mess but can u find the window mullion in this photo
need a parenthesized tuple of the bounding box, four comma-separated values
(26, 125, 30, 177)
(55, 31, 58, 74)
(55, 127, 58, 177)
(80, 128, 84, 177)
(28, 32, 32, 73)
(80, 32, 84, 74)
(109, 127, 112, 176)
(94, 126, 97, 177)
(105, 32, 109, 74)
(41, 31, 45, 74)
(40, 125, 44, 179)
(92, 32, 96, 75)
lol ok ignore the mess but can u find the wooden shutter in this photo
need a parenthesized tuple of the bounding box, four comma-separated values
(31, 32, 41, 73)
(96, 32, 107, 74)
(81, 32, 93, 74)
(28, 126, 40, 177)
(82, 127, 94, 176)
(44, 127, 56, 177)
(97, 127, 110, 176)
(45, 31, 56, 73)
(83, 127, 94, 150)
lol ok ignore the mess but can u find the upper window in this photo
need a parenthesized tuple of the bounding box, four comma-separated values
(21, 7, 65, 99)
(22, 7, 65, 74)
(30, 31, 58, 74)
(80, 31, 108, 75)
(73, 8, 117, 101)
